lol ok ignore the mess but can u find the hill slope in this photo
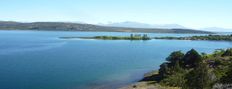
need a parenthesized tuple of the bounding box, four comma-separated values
(0, 21, 212, 34)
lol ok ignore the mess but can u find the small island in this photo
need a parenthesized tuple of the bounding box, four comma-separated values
(60, 34, 151, 40)
(60, 34, 232, 41)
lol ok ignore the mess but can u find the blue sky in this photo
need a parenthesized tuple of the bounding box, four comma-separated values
(0, 0, 232, 28)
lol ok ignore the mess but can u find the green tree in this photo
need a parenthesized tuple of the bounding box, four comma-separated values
(130, 34, 134, 39)
(182, 49, 202, 68)
(160, 62, 187, 87)
(166, 51, 184, 66)
(159, 51, 184, 79)
(159, 62, 170, 78)
(222, 48, 232, 57)
(142, 34, 150, 40)
(185, 62, 213, 89)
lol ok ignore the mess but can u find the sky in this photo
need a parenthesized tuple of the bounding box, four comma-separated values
(0, 0, 232, 29)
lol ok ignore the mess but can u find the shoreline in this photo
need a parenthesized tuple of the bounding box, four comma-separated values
(84, 69, 155, 89)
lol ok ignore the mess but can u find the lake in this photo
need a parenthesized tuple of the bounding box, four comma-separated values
(0, 30, 232, 89)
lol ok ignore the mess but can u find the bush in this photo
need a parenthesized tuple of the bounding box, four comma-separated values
(222, 48, 232, 56)
(185, 63, 213, 89)
(166, 51, 184, 66)
(160, 62, 187, 87)
(219, 63, 232, 83)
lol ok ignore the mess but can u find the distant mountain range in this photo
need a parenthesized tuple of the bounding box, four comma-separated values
(201, 27, 232, 32)
(101, 21, 186, 29)
(102, 21, 232, 32)
(0, 21, 212, 34)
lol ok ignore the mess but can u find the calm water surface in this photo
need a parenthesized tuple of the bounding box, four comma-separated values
(0, 30, 232, 89)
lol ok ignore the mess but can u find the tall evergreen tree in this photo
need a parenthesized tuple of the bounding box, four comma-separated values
(183, 49, 202, 68)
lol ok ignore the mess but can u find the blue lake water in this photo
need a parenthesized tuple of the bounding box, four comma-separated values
(0, 30, 232, 89)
